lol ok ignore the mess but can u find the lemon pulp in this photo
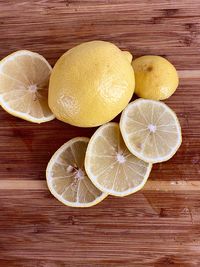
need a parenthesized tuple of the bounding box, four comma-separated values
(120, 99, 182, 163)
(0, 50, 54, 123)
(46, 137, 107, 207)
(85, 122, 152, 196)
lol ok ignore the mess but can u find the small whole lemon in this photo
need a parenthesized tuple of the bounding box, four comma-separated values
(48, 41, 135, 127)
(132, 55, 179, 100)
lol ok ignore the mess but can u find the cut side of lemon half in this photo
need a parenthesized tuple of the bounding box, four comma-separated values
(120, 99, 182, 163)
(85, 123, 152, 197)
(0, 50, 55, 123)
(46, 137, 107, 207)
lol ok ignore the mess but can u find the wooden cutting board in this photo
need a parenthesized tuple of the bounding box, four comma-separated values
(0, 1, 200, 266)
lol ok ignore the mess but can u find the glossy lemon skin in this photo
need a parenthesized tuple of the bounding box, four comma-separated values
(132, 55, 179, 100)
(48, 41, 135, 127)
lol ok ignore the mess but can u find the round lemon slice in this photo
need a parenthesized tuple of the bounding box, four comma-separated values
(120, 99, 182, 163)
(46, 137, 107, 207)
(0, 50, 55, 123)
(85, 123, 152, 197)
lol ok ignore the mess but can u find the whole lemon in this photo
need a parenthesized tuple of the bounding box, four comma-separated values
(132, 55, 179, 100)
(48, 41, 135, 127)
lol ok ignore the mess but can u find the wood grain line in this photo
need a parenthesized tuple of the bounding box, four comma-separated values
(178, 70, 200, 78)
(0, 180, 200, 191)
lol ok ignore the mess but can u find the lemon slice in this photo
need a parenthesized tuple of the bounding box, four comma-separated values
(46, 137, 107, 207)
(85, 123, 152, 197)
(120, 99, 182, 163)
(0, 50, 55, 123)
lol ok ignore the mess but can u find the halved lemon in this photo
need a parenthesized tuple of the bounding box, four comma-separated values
(120, 99, 182, 163)
(46, 137, 107, 207)
(0, 50, 55, 123)
(85, 123, 152, 197)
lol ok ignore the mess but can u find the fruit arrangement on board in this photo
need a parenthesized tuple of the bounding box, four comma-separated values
(0, 40, 182, 207)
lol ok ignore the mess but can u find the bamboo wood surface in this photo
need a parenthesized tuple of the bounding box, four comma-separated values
(0, 1, 200, 266)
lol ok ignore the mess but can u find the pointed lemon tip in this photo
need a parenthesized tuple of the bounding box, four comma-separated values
(122, 51, 133, 63)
